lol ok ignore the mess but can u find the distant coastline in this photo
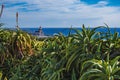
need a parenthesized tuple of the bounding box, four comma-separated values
(20, 28, 120, 36)
(3, 27, 120, 36)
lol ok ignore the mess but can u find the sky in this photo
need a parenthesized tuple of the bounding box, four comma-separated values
(0, 0, 120, 28)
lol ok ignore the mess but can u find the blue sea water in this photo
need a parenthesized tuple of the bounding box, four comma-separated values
(21, 28, 72, 36)
(20, 28, 120, 36)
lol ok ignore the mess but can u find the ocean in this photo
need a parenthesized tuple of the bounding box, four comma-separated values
(20, 28, 120, 36)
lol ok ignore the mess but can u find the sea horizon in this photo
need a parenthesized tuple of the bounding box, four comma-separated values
(2, 27, 120, 36)
(19, 27, 120, 36)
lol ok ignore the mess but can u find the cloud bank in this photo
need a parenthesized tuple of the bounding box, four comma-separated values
(1, 0, 120, 28)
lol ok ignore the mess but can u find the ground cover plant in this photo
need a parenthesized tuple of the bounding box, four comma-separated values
(0, 24, 120, 80)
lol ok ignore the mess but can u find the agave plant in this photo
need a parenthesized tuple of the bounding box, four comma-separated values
(109, 32, 120, 59)
(0, 29, 13, 64)
(41, 56, 66, 80)
(80, 56, 120, 80)
(7, 55, 41, 80)
(65, 25, 105, 73)
(41, 33, 76, 79)
(10, 29, 33, 58)
(99, 29, 119, 60)
(32, 39, 44, 53)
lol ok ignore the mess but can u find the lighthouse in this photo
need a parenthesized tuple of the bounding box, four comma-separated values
(35, 26, 44, 36)
(38, 26, 44, 36)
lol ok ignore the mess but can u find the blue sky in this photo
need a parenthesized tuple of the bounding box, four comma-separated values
(81, 0, 120, 6)
(1, 0, 120, 28)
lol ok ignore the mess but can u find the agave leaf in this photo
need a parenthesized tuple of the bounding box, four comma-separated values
(0, 72, 3, 80)
(110, 56, 120, 65)
(104, 23, 111, 35)
(81, 59, 104, 75)
(66, 51, 79, 71)
(72, 69, 77, 80)
(72, 28, 83, 38)
(112, 32, 118, 41)
(79, 69, 104, 80)
(111, 59, 119, 71)
(112, 68, 120, 75)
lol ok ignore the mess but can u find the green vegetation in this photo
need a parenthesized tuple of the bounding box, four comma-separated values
(0, 4, 120, 80)
(0, 24, 120, 80)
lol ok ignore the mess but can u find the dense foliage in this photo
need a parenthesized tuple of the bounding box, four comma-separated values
(0, 24, 120, 80)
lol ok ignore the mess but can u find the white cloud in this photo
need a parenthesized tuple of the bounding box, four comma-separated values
(94, 1, 108, 7)
(1, 0, 120, 28)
